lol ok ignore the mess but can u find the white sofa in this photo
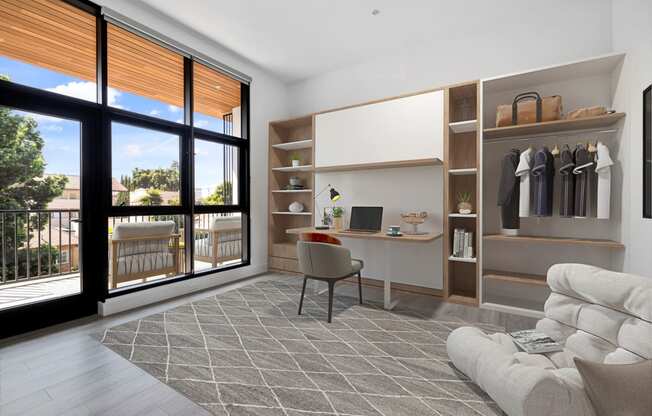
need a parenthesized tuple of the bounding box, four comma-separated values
(194, 216, 242, 267)
(446, 263, 652, 416)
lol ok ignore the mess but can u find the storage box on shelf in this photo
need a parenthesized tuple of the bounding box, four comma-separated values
(444, 82, 481, 305)
(268, 115, 315, 274)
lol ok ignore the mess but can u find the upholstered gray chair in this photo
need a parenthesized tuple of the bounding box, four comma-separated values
(296, 240, 363, 323)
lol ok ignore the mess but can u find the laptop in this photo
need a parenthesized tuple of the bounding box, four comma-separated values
(343, 206, 383, 233)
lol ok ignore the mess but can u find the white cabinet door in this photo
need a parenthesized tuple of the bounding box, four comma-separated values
(315, 90, 444, 167)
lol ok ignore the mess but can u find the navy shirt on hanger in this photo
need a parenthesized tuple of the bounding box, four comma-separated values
(532, 147, 555, 216)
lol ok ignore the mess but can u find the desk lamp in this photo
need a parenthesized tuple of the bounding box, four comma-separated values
(314, 184, 341, 229)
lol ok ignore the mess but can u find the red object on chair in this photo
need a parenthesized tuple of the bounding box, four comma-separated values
(299, 232, 342, 245)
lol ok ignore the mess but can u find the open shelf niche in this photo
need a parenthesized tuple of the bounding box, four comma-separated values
(480, 52, 627, 316)
(443, 82, 481, 305)
(268, 115, 315, 273)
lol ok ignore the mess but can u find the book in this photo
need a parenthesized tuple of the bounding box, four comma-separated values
(509, 329, 563, 354)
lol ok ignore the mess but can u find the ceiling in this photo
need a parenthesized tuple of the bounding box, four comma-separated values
(140, 0, 608, 84)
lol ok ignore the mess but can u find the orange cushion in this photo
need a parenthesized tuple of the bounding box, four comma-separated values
(299, 232, 342, 246)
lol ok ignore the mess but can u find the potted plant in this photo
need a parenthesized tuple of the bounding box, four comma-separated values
(290, 153, 301, 167)
(331, 206, 344, 230)
(457, 192, 473, 214)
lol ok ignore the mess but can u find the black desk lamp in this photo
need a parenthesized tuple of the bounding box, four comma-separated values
(314, 184, 341, 229)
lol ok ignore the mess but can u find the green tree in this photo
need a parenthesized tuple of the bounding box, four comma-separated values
(203, 181, 233, 205)
(139, 189, 163, 206)
(131, 161, 179, 192)
(0, 84, 67, 279)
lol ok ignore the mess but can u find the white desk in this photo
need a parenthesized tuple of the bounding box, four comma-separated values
(286, 227, 443, 309)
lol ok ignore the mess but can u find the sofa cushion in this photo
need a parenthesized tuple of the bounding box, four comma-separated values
(574, 358, 652, 416)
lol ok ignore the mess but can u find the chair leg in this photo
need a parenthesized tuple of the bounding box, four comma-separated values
(298, 277, 307, 316)
(357, 272, 363, 304)
(327, 281, 335, 323)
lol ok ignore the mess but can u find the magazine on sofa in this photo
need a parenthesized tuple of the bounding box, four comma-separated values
(509, 329, 563, 354)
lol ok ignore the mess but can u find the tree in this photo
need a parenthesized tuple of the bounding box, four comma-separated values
(0, 81, 67, 279)
(139, 189, 163, 206)
(203, 181, 233, 205)
(131, 162, 179, 192)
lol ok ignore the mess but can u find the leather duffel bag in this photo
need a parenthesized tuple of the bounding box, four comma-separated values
(496, 92, 562, 127)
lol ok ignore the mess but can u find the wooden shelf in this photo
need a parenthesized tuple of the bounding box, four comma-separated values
(483, 112, 625, 140)
(449, 120, 477, 133)
(271, 165, 313, 172)
(272, 139, 313, 151)
(449, 213, 477, 218)
(272, 211, 312, 217)
(483, 270, 547, 287)
(313, 158, 442, 173)
(483, 234, 625, 249)
(448, 256, 477, 263)
(287, 227, 443, 242)
(447, 293, 478, 306)
(448, 168, 477, 175)
(271, 189, 313, 193)
(272, 211, 312, 216)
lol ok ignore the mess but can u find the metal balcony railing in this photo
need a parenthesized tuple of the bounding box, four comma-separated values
(0, 209, 79, 285)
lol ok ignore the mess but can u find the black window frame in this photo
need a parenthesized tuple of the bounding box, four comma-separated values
(0, 0, 251, 303)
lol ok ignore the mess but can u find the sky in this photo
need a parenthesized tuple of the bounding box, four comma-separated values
(0, 56, 233, 195)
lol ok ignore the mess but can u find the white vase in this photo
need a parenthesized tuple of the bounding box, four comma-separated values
(291, 159, 300, 167)
(288, 201, 304, 213)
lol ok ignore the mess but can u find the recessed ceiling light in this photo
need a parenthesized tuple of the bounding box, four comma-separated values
(371, 9, 380, 16)
(215, 85, 222, 90)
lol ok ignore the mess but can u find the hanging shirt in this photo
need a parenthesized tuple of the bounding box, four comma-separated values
(595, 142, 614, 219)
(573, 145, 594, 218)
(532, 147, 555, 216)
(559, 145, 575, 217)
(498, 149, 520, 229)
(515, 147, 533, 217)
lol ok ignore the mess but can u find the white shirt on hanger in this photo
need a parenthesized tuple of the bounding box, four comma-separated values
(515, 147, 533, 217)
(595, 142, 614, 219)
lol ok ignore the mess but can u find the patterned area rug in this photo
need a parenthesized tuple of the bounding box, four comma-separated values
(97, 278, 506, 416)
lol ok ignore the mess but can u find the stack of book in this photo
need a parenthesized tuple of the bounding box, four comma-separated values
(452, 228, 474, 259)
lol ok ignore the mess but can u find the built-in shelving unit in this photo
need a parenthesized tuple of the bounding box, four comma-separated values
(268, 115, 315, 274)
(443, 82, 481, 306)
(483, 112, 625, 140)
(480, 52, 627, 317)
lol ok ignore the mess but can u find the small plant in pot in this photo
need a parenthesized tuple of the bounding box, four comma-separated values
(457, 192, 473, 214)
(290, 153, 301, 167)
(331, 206, 344, 230)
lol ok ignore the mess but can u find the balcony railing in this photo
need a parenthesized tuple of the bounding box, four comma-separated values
(0, 209, 79, 286)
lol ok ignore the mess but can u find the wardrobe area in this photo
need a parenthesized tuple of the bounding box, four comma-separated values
(480, 53, 626, 317)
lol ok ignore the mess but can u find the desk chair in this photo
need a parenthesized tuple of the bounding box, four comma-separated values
(296, 236, 364, 323)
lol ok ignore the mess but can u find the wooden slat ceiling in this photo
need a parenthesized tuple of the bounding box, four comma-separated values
(0, 0, 241, 119)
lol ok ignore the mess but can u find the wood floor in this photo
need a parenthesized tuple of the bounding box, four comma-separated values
(0, 273, 536, 416)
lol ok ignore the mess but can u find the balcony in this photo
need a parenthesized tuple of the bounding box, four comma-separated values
(0, 210, 241, 310)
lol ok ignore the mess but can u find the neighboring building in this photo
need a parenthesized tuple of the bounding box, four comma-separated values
(28, 227, 79, 274)
(129, 189, 180, 205)
(45, 174, 127, 210)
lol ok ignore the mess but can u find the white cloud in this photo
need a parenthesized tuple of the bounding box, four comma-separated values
(46, 81, 122, 108)
(176, 118, 184, 124)
(168, 104, 181, 113)
(149, 109, 161, 116)
(195, 120, 209, 128)
(125, 144, 143, 157)
(41, 124, 64, 132)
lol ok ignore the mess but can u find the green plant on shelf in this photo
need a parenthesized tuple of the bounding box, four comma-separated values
(331, 206, 344, 218)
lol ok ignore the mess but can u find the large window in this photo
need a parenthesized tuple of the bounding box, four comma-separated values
(111, 123, 181, 206)
(193, 62, 241, 136)
(107, 23, 184, 122)
(0, 0, 250, 304)
(0, 0, 97, 102)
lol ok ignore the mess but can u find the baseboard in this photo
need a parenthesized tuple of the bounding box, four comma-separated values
(98, 263, 267, 316)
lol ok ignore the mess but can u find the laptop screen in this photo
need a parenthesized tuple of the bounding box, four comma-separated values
(349, 206, 383, 231)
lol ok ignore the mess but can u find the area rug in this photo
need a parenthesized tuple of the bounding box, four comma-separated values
(97, 277, 506, 416)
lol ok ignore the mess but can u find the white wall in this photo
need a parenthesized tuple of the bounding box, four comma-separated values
(94, 0, 289, 312)
(287, 0, 612, 115)
(611, 0, 652, 276)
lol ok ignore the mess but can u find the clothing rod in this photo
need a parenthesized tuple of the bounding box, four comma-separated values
(483, 128, 618, 144)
